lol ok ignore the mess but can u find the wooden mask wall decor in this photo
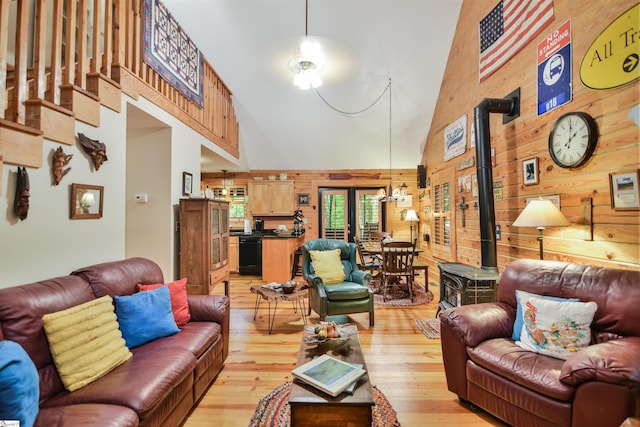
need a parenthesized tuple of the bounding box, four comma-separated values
(52, 146, 73, 185)
(14, 167, 30, 220)
(78, 133, 108, 170)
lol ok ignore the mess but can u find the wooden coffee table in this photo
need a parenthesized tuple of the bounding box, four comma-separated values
(289, 326, 374, 427)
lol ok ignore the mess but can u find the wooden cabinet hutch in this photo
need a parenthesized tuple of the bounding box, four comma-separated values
(179, 199, 230, 295)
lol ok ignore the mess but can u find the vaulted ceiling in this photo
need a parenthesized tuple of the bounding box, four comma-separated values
(162, 0, 463, 172)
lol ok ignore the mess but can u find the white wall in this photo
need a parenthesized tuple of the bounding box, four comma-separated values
(0, 95, 243, 288)
(125, 118, 172, 278)
(0, 107, 127, 287)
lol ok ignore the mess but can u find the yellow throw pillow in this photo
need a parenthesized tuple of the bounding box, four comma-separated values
(309, 249, 346, 284)
(43, 296, 132, 392)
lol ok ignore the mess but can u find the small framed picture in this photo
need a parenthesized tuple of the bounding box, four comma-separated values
(183, 172, 193, 196)
(297, 193, 310, 206)
(609, 169, 640, 210)
(523, 157, 539, 185)
(70, 183, 104, 219)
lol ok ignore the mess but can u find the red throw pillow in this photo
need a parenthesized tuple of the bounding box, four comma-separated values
(137, 278, 190, 326)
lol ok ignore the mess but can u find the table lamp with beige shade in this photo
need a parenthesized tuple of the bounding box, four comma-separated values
(512, 197, 570, 260)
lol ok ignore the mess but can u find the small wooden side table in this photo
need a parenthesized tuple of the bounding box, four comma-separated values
(411, 261, 429, 292)
(250, 285, 308, 334)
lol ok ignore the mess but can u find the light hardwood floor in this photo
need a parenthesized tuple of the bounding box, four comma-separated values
(183, 275, 506, 427)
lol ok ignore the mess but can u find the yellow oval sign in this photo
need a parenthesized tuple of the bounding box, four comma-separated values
(580, 3, 640, 90)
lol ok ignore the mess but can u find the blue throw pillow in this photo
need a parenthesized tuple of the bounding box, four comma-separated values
(512, 290, 579, 340)
(115, 286, 179, 348)
(0, 340, 39, 427)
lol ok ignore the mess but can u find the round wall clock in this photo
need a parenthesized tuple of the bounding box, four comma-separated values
(548, 112, 598, 168)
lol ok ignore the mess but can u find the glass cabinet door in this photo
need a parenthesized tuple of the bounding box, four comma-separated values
(211, 236, 221, 265)
(211, 204, 220, 234)
(221, 205, 229, 233)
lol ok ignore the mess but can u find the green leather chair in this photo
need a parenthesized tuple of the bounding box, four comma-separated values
(302, 239, 374, 326)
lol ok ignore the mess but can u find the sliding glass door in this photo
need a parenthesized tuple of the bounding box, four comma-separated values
(319, 188, 383, 242)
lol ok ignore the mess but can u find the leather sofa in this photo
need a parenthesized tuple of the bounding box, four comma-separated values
(440, 259, 640, 427)
(0, 257, 230, 427)
(302, 239, 374, 326)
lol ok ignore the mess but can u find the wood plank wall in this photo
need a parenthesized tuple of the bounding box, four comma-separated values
(419, 0, 639, 272)
(202, 168, 419, 243)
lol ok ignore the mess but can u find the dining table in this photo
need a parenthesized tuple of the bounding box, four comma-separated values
(361, 241, 429, 291)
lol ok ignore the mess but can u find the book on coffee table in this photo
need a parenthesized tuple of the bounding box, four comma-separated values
(343, 363, 364, 395)
(292, 354, 367, 397)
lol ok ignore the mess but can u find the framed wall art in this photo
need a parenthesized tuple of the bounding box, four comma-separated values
(297, 193, 310, 206)
(70, 183, 104, 219)
(523, 157, 539, 185)
(183, 172, 193, 196)
(609, 169, 640, 210)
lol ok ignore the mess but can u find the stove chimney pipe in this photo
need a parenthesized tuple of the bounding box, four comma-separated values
(474, 97, 517, 273)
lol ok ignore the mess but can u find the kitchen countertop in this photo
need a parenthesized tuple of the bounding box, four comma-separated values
(263, 233, 305, 239)
(230, 231, 305, 238)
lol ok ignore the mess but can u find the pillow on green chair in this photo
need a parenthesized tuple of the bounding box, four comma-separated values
(309, 249, 346, 284)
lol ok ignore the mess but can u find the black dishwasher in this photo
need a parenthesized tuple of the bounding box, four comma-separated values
(239, 235, 262, 275)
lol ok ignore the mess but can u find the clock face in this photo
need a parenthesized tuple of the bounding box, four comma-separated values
(548, 112, 598, 168)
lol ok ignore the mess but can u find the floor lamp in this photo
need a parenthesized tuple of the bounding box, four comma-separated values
(404, 209, 419, 245)
(512, 198, 570, 260)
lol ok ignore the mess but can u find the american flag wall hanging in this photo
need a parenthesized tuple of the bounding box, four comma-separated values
(479, 0, 554, 82)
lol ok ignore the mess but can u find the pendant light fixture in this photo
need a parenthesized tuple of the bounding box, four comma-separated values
(221, 170, 228, 196)
(377, 79, 397, 202)
(289, 0, 324, 90)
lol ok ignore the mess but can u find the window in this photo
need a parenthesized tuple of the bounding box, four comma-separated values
(431, 168, 456, 261)
(213, 187, 246, 220)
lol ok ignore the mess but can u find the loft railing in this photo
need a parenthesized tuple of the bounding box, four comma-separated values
(0, 0, 239, 170)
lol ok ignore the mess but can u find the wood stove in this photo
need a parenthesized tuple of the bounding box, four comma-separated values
(435, 96, 517, 316)
(437, 262, 498, 316)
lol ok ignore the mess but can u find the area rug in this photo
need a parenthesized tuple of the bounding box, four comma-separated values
(371, 280, 434, 307)
(143, 0, 204, 107)
(248, 381, 400, 427)
(415, 318, 441, 339)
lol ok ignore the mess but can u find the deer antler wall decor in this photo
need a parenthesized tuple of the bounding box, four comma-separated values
(52, 146, 73, 185)
(77, 133, 108, 170)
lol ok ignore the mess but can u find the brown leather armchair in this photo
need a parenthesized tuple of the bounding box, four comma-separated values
(440, 259, 640, 427)
(302, 239, 374, 326)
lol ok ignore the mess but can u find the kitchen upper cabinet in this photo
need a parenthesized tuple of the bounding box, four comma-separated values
(248, 181, 295, 216)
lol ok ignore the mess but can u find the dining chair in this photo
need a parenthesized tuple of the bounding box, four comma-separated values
(380, 241, 415, 301)
(354, 235, 381, 276)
